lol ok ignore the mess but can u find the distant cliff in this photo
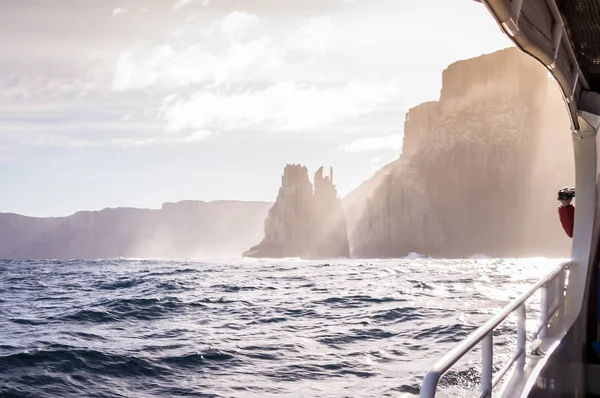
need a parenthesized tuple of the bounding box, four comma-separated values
(0, 200, 271, 259)
(346, 48, 574, 258)
(244, 164, 349, 259)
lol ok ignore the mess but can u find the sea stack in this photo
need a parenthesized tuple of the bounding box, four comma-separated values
(243, 164, 350, 259)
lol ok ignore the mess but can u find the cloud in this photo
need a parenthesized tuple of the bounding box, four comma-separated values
(112, 8, 128, 16)
(0, 101, 190, 149)
(2, 0, 509, 156)
(296, 17, 334, 54)
(0, 68, 217, 151)
(111, 13, 347, 93)
(0, 125, 213, 149)
(220, 11, 259, 39)
(0, 132, 100, 148)
(159, 81, 400, 133)
(111, 130, 213, 147)
(0, 108, 217, 149)
(66, 172, 157, 181)
(173, 0, 211, 9)
(113, 39, 274, 90)
(112, 11, 275, 91)
(339, 134, 403, 152)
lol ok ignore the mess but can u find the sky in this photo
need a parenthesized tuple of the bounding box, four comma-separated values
(0, 0, 513, 217)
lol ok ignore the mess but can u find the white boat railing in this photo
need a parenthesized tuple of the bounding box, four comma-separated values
(419, 260, 571, 398)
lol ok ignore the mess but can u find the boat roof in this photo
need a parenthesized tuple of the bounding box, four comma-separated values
(479, 0, 600, 127)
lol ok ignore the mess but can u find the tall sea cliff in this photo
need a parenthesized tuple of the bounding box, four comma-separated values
(345, 48, 574, 258)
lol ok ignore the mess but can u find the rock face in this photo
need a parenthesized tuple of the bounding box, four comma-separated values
(0, 200, 271, 259)
(244, 164, 350, 259)
(342, 159, 400, 253)
(348, 48, 574, 258)
(313, 167, 351, 258)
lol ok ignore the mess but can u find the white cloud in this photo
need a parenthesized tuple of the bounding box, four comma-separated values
(159, 81, 400, 133)
(112, 11, 274, 91)
(297, 17, 335, 54)
(0, 124, 213, 149)
(67, 172, 157, 181)
(339, 134, 403, 152)
(0, 115, 159, 134)
(173, 0, 211, 9)
(111, 131, 213, 147)
(112, 12, 346, 94)
(112, 8, 128, 16)
(113, 38, 274, 90)
(0, 133, 100, 148)
(220, 11, 259, 39)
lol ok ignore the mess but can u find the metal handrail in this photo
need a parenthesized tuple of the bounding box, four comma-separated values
(419, 261, 571, 398)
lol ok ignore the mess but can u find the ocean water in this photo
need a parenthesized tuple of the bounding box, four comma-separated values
(0, 257, 560, 398)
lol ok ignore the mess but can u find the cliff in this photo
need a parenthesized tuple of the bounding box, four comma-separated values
(348, 48, 574, 258)
(244, 164, 349, 259)
(342, 159, 399, 252)
(0, 200, 271, 259)
(312, 167, 351, 258)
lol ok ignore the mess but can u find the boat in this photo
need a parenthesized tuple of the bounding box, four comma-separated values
(420, 1, 600, 397)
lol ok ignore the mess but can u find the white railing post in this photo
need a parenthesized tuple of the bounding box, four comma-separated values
(482, 333, 493, 397)
(517, 304, 526, 370)
(540, 285, 549, 338)
(554, 276, 561, 311)
(550, 278, 558, 313)
(557, 269, 566, 318)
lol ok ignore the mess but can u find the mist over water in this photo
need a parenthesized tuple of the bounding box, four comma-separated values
(1, 257, 558, 397)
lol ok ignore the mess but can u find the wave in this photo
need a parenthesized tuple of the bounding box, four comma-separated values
(0, 257, 546, 397)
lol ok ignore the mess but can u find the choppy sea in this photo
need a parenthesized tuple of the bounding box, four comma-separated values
(0, 257, 560, 397)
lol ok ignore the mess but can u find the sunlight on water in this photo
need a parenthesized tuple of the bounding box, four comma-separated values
(0, 257, 566, 397)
